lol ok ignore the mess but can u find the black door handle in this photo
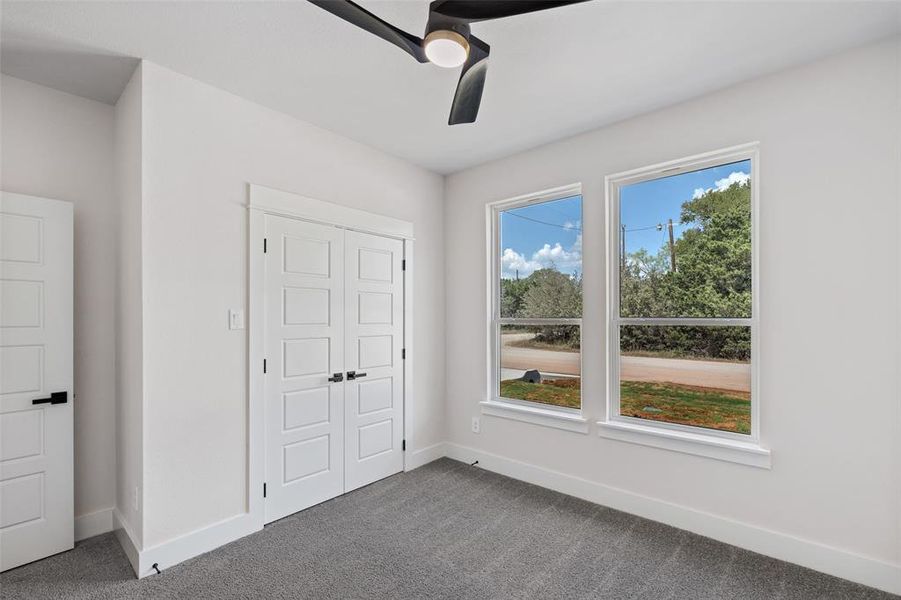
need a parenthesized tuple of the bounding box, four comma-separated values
(32, 391, 68, 405)
(328, 373, 344, 382)
(347, 371, 367, 380)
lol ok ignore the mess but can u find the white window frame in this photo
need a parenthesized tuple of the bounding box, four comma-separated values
(600, 143, 769, 467)
(483, 183, 589, 433)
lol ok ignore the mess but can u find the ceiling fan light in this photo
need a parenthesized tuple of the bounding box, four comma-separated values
(424, 30, 469, 68)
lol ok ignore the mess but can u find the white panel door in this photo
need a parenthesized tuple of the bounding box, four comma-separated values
(264, 215, 344, 523)
(343, 231, 404, 492)
(0, 192, 73, 571)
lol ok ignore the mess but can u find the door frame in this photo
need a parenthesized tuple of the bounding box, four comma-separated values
(247, 184, 415, 529)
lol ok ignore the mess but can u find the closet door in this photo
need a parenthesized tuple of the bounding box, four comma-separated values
(264, 215, 344, 523)
(343, 231, 404, 492)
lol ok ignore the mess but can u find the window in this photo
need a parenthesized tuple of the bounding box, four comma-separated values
(489, 187, 583, 415)
(607, 146, 758, 442)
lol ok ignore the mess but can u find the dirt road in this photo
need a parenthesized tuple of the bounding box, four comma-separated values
(500, 334, 750, 392)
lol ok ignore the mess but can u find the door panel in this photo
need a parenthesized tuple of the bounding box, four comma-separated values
(263, 218, 405, 521)
(264, 216, 344, 524)
(0, 192, 73, 571)
(344, 231, 404, 492)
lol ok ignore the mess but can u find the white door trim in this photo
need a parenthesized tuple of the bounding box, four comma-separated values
(248, 184, 414, 241)
(247, 184, 415, 531)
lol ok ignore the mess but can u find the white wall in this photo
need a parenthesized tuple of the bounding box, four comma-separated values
(114, 65, 145, 545)
(0, 75, 118, 523)
(138, 62, 445, 547)
(445, 36, 901, 573)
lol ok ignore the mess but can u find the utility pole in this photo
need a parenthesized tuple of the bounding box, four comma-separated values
(667, 219, 677, 272)
(515, 269, 519, 281)
(621, 224, 626, 272)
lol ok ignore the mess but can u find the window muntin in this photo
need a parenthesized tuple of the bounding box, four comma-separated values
(494, 193, 583, 411)
(612, 152, 756, 438)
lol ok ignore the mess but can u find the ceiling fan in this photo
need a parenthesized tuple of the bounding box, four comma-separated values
(308, 0, 590, 125)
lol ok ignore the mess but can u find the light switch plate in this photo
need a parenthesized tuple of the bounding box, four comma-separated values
(229, 309, 245, 330)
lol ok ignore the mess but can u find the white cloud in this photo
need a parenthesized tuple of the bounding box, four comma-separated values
(501, 234, 582, 279)
(693, 171, 749, 199)
(501, 248, 537, 277)
(714, 171, 750, 191)
(533, 242, 577, 264)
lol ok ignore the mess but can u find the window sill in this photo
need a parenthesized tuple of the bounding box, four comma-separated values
(596, 419, 771, 469)
(480, 400, 590, 434)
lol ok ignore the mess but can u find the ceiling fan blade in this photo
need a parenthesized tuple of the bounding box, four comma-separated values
(430, 0, 591, 23)
(448, 35, 489, 125)
(308, 0, 428, 63)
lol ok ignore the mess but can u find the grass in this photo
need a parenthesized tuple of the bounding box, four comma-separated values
(621, 381, 750, 434)
(499, 378, 581, 409)
(499, 378, 750, 434)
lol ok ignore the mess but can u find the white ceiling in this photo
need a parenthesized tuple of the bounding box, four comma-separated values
(2, 1, 899, 174)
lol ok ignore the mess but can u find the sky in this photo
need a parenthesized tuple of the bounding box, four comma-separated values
(500, 194, 582, 279)
(498, 160, 750, 279)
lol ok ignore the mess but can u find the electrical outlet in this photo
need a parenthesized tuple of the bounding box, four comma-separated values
(471, 417, 480, 434)
(133, 486, 139, 511)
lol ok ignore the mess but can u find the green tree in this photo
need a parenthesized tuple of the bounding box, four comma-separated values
(670, 181, 752, 318)
(500, 277, 531, 318)
(522, 268, 581, 318)
(521, 268, 582, 348)
(620, 248, 670, 317)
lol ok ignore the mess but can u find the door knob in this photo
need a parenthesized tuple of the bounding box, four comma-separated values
(328, 373, 344, 382)
(32, 391, 68, 405)
(346, 371, 367, 380)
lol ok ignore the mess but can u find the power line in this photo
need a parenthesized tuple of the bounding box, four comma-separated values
(545, 204, 582, 224)
(624, 218, 687, 234)
(624, 224, 661, 233)
(503, 210, 581, 232)
(504, 211, 687, 235)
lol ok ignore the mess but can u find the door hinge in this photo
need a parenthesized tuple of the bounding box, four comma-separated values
(263, 483, 267, 498)
(263, 359, 267, 374)
(263, 238, 268, 253)
(402, 259, 406, 271)
(401, 348, 406, 360)
(402, 439, 406, 451)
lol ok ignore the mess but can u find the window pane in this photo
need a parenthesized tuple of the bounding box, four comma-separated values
(499, 195, 582, 318)
(619, 160, 751, 318)
(499, 324, 580, 409)
(619, 325, 751, 434)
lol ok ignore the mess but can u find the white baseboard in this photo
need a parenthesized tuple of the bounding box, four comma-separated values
(110, 437, 446, 580)
(405, 442, 448, 471)
(112, 509, 141, 576)
(75, 508, 114, 541)
(112, 507, 261, 579)
(135, 513, 259, 578)
(116, 441, 445, 578)
(445, 443, 901, 596)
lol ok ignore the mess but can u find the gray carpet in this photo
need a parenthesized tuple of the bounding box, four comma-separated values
(1, 458, 895, 599)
